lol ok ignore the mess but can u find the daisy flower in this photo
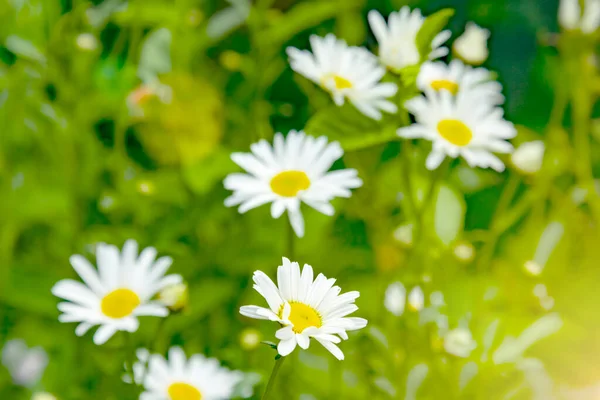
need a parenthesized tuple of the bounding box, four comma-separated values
(286, 34, 398, 120)
(223, 130, 363, 238)
(138, 347, 245, 400)
(416, 60, 504, 106)
(368, 7, 451, 72)
(398, 89, 516, 171)
(51, 240, 182, 345)
(239, 257, 368, 360)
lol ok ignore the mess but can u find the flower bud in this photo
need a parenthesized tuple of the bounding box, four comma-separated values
(407, 286, 424, 312)
(159, 283, 189, 312)
(453, 241, 475, 263)
(32, 393, 57, 400)
(511, 141, 545, 174)
(239, 328, 262, 351)
(453, 22, 490, 66)
(384, 282, 406, 316)
(76, 33, 98, 51)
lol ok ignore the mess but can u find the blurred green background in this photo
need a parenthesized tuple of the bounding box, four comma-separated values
(2, 0, 600, 399)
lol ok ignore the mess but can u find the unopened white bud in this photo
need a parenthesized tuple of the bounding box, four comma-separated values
(453, 241, 475, 263)
(393, 223, 413, 247)
(159, 283, 188, 312)
(511, 141, 545, 174)
(76, 33, 98, 51)
(524, 260, 543, 276)
(453, 22, 490, 66)
(32, 393, 57, 400)
(408, 286, 424, 311)
(384, 282, 406, 316)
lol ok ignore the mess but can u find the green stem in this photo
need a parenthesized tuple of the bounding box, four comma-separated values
(261, 356, 286, 400)
(123, 333, 136, 383)
(138, 318, 168, 388)
(475, 174, 520, 271)
(286, 220, 295, 259)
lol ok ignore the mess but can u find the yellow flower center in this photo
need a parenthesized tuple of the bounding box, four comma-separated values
(430, 79, 459, 95)
(100, 288, 140, 319)
(321, 74, 353, 90)
(285, 302, 322, 334)
(168, 382, 202, 400)
(270, 170, 310, 197)
(437, 119, 473, 147)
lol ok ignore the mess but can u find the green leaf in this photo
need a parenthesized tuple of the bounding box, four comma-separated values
(415, 8, 454, 60)
(304, 104, 398, 152)
(433, 183, 466, 246)
(138, 28, 172, 82)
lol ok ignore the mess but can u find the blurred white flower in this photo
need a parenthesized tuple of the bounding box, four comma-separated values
(240, 257, 367, 360)
(408, 286, 425, 311)
(76, 33, 98, 51)
(417, 60, 503, 106)
(140, 347, 247, 399)
(453, 22, 490, 66)
(511, 141, 545, 174)
(31, 393, 57, 400)
(52, 239, 182, 345)
(224, 131, 362, 238)
(1, 339, 48, 388)
(384, 282, 406, 316)
(559, 0, 600, 33)
(368, 7, 450, 71)
(444, 327, 477, 358)
(287, 34, 397, 120)
(430, 291, 445, 307)
(398, 88, 516, 171)
(533, 284, 548, 298)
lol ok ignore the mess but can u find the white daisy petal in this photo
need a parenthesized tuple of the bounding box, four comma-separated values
(93, 325, 117, 345)
(277, 338, 297, 357)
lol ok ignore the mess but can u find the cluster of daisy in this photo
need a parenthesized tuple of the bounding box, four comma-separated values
(51, 240, 246, 399)
(45, 4, 533, 399)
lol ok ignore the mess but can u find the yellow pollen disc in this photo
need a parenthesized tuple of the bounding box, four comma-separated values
(437, 119, 473, 147)
(430, 79, 459, 95)
(100, 288, 140, 319)
(270, 170, 310, 197)
(286, 302, 322, 334)
(168, 382, 202, 400)
(321, 74, 353, 90)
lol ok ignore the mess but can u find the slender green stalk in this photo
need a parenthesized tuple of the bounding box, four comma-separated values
(475, 174, 520, 271)
(138, 318, 168, 388)
(286, 220, 295, 259)
(123, 332, 136, 383)
(261, 356, 286, 400)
